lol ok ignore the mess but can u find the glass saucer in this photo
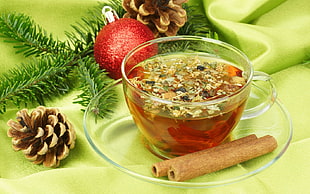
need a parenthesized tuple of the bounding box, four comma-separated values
(83, 84, 293, 188)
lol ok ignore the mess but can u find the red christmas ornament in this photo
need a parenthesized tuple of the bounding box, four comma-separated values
(94, 6, 155, 79)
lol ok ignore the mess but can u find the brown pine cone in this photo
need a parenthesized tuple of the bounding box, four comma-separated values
(7, 106, 76, 168)
(123, 0, 188, 37)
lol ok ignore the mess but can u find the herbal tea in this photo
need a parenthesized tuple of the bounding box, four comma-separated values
(125, 53, 249, 158)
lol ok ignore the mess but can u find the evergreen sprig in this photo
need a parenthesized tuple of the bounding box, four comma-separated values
(303, 59, 310, 68)
(0, 0, 218, 117)
(0, 54, 74, 113)
(178, 4, 218, 39)
(65, 0, 125, 55)
(74, 56, 119, 118)
(0, 13, 67, 57)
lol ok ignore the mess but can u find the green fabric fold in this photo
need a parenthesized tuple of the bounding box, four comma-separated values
(203, 0, 310, 73)
(1, 0, 309, 193)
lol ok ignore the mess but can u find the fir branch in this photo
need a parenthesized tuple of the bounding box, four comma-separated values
(0, 1, 123, 116)
(0, 54, 75, 114)
(0, 0, 219, 117)
(65, 0, 124, 118)
(74, 56, 118, 118)
(303, 59, 310, 68)
(0, 13, 68, 57)
(178, 4, 218, 39)
(65, 0, 125, 55)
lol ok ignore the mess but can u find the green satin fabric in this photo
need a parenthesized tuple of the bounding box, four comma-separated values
(0, 0, 309, 193)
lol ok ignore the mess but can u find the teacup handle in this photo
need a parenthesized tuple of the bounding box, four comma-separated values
(241, 71, 277, 120)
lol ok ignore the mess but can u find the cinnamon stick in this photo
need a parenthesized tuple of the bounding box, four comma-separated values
(168, 135, 277, 182)
(152, 134, 258, 177)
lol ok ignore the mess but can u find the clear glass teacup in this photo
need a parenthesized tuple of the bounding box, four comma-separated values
(121, 36, 276, 159)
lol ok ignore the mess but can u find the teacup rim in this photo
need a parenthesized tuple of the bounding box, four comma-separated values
(121, 35, 253, 106)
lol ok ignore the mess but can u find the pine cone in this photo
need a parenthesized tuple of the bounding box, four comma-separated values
(7, 106, 76, 168)
(123, 0, 188, 37)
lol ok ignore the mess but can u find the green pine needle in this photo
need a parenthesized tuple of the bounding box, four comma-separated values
(303, 58, 310, 68)
(74, 56, 118, 118)
(0, 54, 75, 114)
(0, 13, 68, 57)
(178, 4, 218, 39)
(65, 0, 125, 55)
(0, 0, 218, 117)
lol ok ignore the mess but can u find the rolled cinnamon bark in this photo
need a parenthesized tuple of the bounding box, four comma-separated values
(168, 135, 277, 182)
(152, 134, 258, 177)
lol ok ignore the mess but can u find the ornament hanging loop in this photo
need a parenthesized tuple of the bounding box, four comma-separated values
(102, 6, 119, 25)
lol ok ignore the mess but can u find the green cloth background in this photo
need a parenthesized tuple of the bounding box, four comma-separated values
(1, 0, 309, 193)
